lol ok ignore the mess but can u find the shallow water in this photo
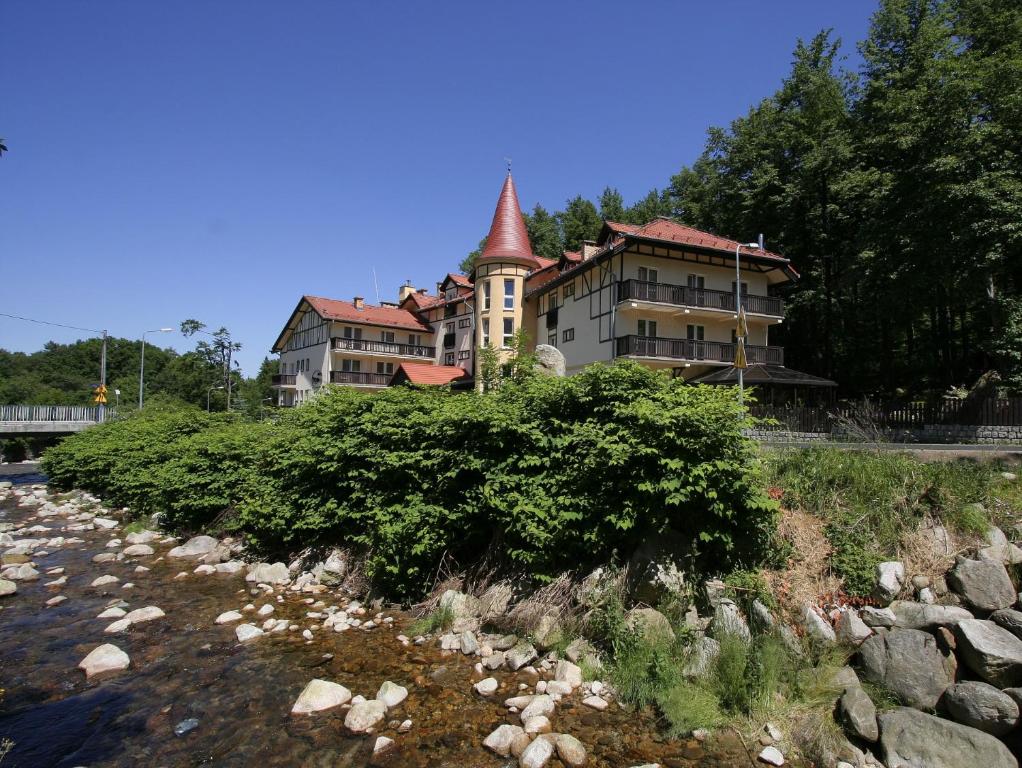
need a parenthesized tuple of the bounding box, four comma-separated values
(0, 489, 754, 767)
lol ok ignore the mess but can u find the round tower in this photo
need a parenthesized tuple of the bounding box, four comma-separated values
(472, 171, 539, 384)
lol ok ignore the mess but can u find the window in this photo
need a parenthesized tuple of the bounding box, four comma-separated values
(445, 322, 455, 334)
(502, 317, 514, 347)
(503, 278, 515, 309)
(381, 331, 395, 343)
(548, 332, 556, 347)
(637, 319, 658, 337)
(342, 326, 362, 340)
(562, 328, 575, 343)
(458, 317, 471, 328)
(444, 303, 457, 319)
(546, 307, 559, 329)
(686, 324, 705, 341)
(482, 281, 491, 310)
(731, 280, 749, 297)
(445, 287, 457, 301)
(482, 318, 490, 347)
(408, 333, 421, 346)
(563, 282, 575, 299)
(376, 362, 394, 375)
(341, 359, 361, 372)
(687, 274, 705, 289)
(306, 358, 310, 372)
(443, 332, 456, 349)
(458, 349, 470, 360)
(445, 352, 456, 365)
(638, 266, 659, 283)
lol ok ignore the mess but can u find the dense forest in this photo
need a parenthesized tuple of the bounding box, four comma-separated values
(462, 0, 1022, 398)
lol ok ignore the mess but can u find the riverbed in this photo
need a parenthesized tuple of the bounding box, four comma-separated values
(0, 485, 753, 767)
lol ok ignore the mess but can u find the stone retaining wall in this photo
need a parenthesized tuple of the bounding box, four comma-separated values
(748, 425, 1022, 445)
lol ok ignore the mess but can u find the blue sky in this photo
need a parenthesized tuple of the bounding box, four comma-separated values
(1, 1, 872, 376)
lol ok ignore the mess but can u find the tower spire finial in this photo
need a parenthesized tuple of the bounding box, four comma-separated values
(504, 156, 512, 175)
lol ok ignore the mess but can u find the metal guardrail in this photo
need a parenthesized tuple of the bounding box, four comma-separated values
(0, 405, 112, 422)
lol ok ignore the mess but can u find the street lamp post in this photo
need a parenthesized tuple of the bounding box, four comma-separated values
(207, 385, 225, 412)
(735, 242, 761, 406)
(139, 328, 174, 409)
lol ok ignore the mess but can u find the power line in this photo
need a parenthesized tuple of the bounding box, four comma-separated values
(0, 311, 103, 334)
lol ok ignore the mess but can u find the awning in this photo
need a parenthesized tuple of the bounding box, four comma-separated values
(690, 364, 837, 387)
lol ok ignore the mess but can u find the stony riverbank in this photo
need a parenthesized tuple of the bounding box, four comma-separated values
(0, 483, 752, 767)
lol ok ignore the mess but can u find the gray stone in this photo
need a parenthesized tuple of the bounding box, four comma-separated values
(78, 643, 130, 678)
(554, 659, 582, 688)
(861, 606, 896, 628)
(682, 636, 720, 679)
(839, 685, 878, 742)
(947, 557, 1016, 612)
(625, 607, 675, 642)
(627, 532, 688, 605)
(520, 694, 555, 721)
(215, 610, 242, 624)
(519, 735, 555, 768)
(4, 563, 39, 581)
(122, 544, 154, 557)
(878, 707, 1018, 768)
(291, 679, 352, 714)
(750, 599, 775, 631)
(474, 677, 498, 695)
(801, 603, 836, 645)
(704, 578, 726, 608)
(532, 613, 562, 650)
(835, 610, 873, 646)
(0, 578, 15, 597)
(125, 530, 160, 545)
(235, 624, 264, 642)
(554, 733, 587, 767)
(167, 535, 218, 559)
(873, 561, 905, 604)
(482, 651, 505, 670)
(318, 549, 347, 586)
(244, 562, 290, 585)
(483, 723, 526, 757)
(344, 699, 386, 732)
(506, 642, 538, 671)
(375, 680, 408, 708)
(459, 630, 478, 655)
(758, 746, 785, 766)
(439, 589, 481, 620)
(174, 717, 199, 736)
(858, 628, 957, 710)
(942, 680, 1019, 736)
(479, 582, 514, 619)
(890, 600, 974, 629)
(991, 608, 1022, 640)
(955, 618, 1022, 687)
(711, 599, 751, 643)
(533, 344, 566, 377)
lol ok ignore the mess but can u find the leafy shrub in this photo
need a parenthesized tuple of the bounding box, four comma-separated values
(43, 362, 775, 600)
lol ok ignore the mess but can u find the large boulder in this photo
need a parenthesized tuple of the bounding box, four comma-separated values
(291, 679, 352, 714)
(318, 550, 347, 587)
(889, 600, 974, 629)
(167, 535, 218, 559)
(439, 589, 481, 621)
(245, 562, 290, 585)
(801, 602, 836, 645)
(344, 700, 386, 733)
(0, 578, 15, 597)
(990, 608, 1022, 641)
(858, 628, 957, 710)
(78, 643, 130, 678)
(682, 636, 720, 679)
(533, 344, 566, 377)
(835, 610, 873, 646)
(947, 557, 1016, 613)
(955, 619, 1022, 687)
(878, 707, 1018, 768)
(625, 607, 675, 642)
(710, 599, 751, 643)
(627, 532, 688, 605)
(942, 680, 1019, 736)
(874, 561, 906, 604)
(839, 684, 878, 742)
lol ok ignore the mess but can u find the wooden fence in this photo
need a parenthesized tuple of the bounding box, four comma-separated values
(750, 398, 1022, 433)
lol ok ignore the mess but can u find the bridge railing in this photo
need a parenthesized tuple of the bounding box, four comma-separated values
(0, 405, 113, 423)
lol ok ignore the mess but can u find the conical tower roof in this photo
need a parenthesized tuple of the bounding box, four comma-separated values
(477, 172, 538, 268)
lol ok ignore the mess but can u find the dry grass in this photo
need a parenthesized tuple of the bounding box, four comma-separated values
(764, 506, 842, 617)
(896, 520, 964, 590)
(505, 572, 578, 636)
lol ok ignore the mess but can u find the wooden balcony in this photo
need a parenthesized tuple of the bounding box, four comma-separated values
(330, 371, 391, 387)
(616, 335, 784, 366)
(331, 337, 435, 358)
(618, 279, 783, 317)
(271, 373, 297, 387)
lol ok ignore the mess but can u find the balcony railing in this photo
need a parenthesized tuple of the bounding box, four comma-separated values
(616, 335, 784, 366)
(331, 337, 435, 358)
(271, 373, 297, 387)
(330, 371, 391, 387)
(618, 280, 783, 317)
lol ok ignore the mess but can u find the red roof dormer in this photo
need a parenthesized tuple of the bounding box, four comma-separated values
(476, 172, 539, 270)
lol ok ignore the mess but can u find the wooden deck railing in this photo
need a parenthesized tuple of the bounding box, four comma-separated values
(618, 279, 784, 317)
(616, 335, 784, 365)
(330, 371, 391, 387)
(332, 338, 435, 358)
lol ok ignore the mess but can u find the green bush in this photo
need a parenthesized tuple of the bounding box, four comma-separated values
(43, 362, 775, 600)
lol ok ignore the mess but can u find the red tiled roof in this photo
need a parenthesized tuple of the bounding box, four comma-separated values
(445, 273, 472, 288)
(478, 173, 539, 268)
(395, 363, 470, 385)
(305, 295, 431, 331)
(602, 218, 787, 263)
(402, 291, 443, 311)
(562, 251, 582, 263)
(533, 256, 558, 270)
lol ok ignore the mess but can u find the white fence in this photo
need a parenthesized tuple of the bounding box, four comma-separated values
(0, 405, 110, 422)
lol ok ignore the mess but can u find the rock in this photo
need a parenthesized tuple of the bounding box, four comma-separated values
(482, 651, 505, 670)
(533, 343, 566, 377)
(97, 606, 126, 619)
(682, 636, 720, 678)
(873, 561, 905, 604)
(858, 628, 956, 710)
(4, 563, 39, 581)
(942, 680, 1019, 736)
(78, 643, 130, 678)
(375, 680, 408, 708)
(947, 557, 1016, 612)
(506, 642, 538, 671)
(193, 564, 216, 575)
(839, 685, 878, 742)
(861, 606, 896, 628)
(245, 562, 290, 584)
(519, 735, 555, 768)
(318, 549, 347, 586)
(625, 607, 675, 642)
(533, 613, 562, 650)
(93, 517, 119, 529)
(104, 617, 133, 633)
(125, 530, 160, 544)
(215, 560, 244, 574)
(554, 659, 583, 689)
(627, 532, 687, 605)
(483, 724, 526, 757)
(0, 579, 15, 597)
(474, 677, 498, 695)
(878, 707, 1018, 768)
(174, 717, 199, 736)
(801, 603, 836, 645)
(92, 552, 117, 563)
(235, 624, 264, 642)
(479, 582, 514, 619)
(711, 599, 751, 643)
(122, 544, 154, 557)
(124, 605, 164, 624)
(216, 610, 243, 624)
(954, 619, 1022, 687)
(890, 600, 974, 629)
(291, 679, 352, 714)
(167, 535, 218, 559)
(439, 589, 481, 620)
(372, 736, 394, 756)
(344, 700, 386, 733)
(750, 599, 775, 631)
(555, 733, 587, 767)
(835, 610, 873, 645)
(523, 715, 551, 734)
(991, 608, 1022, 640)
(582, 695, 608, 711)
(758, 746, 784, 765)
(46, 595, 67, 606)
(459, 630, 478, 655)
(91, 575, 118, 587)
(520, 694, 555, 721)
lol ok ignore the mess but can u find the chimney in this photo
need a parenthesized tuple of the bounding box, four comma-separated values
(417, 288, 428, 295)
(353, 296, 364, 310)
(398, 280, 415, 303)
(581, 240, 600, 260)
